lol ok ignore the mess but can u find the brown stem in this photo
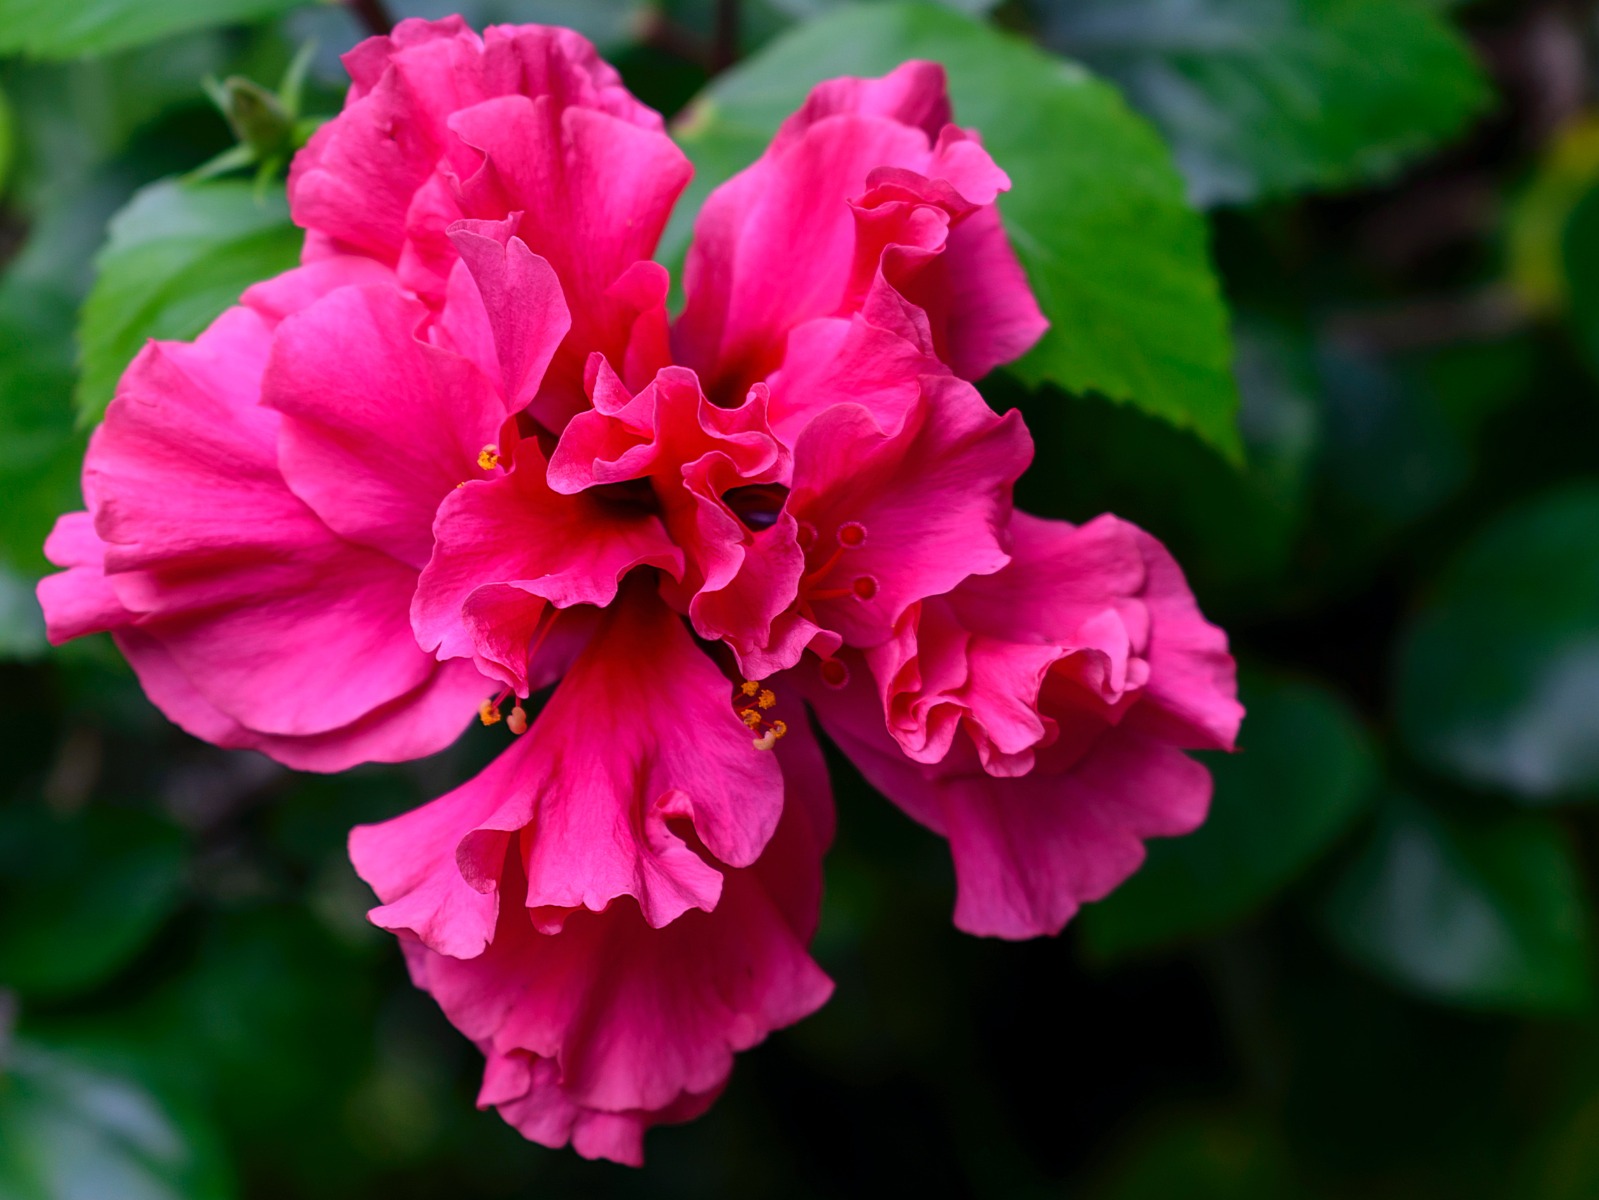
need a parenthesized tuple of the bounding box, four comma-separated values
(345, 0, 394, 37)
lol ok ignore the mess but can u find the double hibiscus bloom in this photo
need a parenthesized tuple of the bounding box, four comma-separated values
(38, 18, 1242, 1165)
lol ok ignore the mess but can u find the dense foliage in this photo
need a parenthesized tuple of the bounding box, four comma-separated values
(1, 0, 1595, 1196)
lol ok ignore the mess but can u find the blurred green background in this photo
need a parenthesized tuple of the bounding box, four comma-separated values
(3, 0, 1599, 1196)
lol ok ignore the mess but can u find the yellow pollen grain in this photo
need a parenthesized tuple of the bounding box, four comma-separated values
(757, 689, 776, 710)
(478, 444, 502, 470)
(739, 680, 759, 697)
(478, 699, 502, 726)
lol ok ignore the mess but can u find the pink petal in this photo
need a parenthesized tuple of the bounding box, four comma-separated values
(262, 283, 509, 570)
(411, 439, 682, 662)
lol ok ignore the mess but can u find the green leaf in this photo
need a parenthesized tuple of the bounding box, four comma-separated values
(0, 0, 309, 60)
(0, 84, 14, 198)
(664, 2, 1242, 458)
(1396, 484, 1599, 801)
(0, 1041, 233, 1200)
(75, 179, 302, 426)
(1044, 0, 1491, 207)
(1081, 673, 1377, 959)
(0, 806, 188, 1000)
(1320, 796, 1593, 1012)
(0, 276, 84, 581)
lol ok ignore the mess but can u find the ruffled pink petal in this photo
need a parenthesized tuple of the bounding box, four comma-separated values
(806, 653, 1211, 939)
(262, 283, 510, 570)
(37, 513, 128, 643)
(120, 628, 489, 773)
(290, 18, 663, 272)
(411, 439, 682, 662)
(674, 60, 1044, 398)
(50, 296, 486, 766)
(780, 374, 1030, 650)
(359, 587, 787, 939)
(386, 720, 833, 1163)
(433, 221, 572, 413)
(448, 95, 691, 420)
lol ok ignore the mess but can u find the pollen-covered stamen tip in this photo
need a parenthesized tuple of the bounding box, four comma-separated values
(734, 680, 788, 750)
(477, 444, 502, 471)
(507, 703, 528, 735)
(478, 698, 503, 726)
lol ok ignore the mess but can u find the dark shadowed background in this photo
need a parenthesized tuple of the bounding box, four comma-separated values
(3, 0, 1599, 1196)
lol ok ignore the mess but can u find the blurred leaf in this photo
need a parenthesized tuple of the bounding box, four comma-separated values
(1082, 673, 1377, 958)
(1508, 112, 1599, 315)
(0, 83, 14, 197)
(1560, 179, 1599, 380)
(1321, 796, 1592, 1012)
(664, 1, 1242, 458)
(76, 178, 301, 426)
(0, 275, 84, 579)
(1396, 484, 1599, 801)
(1088, 1109, 1294, 1200)
(1043, 0, 1490, 208)
(0, 564, 48, 659)
(0, 806, 187, 1000)
(0, 1040, 233, 1200)
(0, 0, 308, 60)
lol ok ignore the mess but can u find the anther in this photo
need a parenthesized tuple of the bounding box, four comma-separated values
(507, 704, 528, 735)
(478, 444, 502, 471)
(478, 699, 502, 726)
(739, 680, 760, 697)
(757, 689, 776, 710)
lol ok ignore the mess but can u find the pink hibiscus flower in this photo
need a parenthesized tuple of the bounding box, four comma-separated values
(37, 17, 1241, 1165)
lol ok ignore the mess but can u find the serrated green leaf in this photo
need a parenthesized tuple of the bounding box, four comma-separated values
(1320, 796, 1593, 1012)
(0, 0, 310, 60)
(1396, 484, 1599, 801)
(75, 179, 302, 427)
(1081, 673, 1377, 959)
(1043, 0, 1491, 207)
(663, 1, 1242, 458)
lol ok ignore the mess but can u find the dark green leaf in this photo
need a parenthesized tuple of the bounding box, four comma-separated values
(1396, 484, 1599, 801)
(1560, 180, 1599, 379)
(1088, 1110, 1294, 1200)
(0, 1041, 233, 1200)
(75, 179, 302, 426)
(0, 806, 188, 999)
(1043, 0, 1491, 207)
(664, 1, 1242, 457)
(1320, 796, 1593, 1012)
(1082, 673, 1377, 958)
(0, 0, 307, 60)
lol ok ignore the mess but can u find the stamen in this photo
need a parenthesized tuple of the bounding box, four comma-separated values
(478, 444, 502, 471)
(507, 704, 528, 735)
(478, 699, 502, 726)
(733, 680, 789, 750)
